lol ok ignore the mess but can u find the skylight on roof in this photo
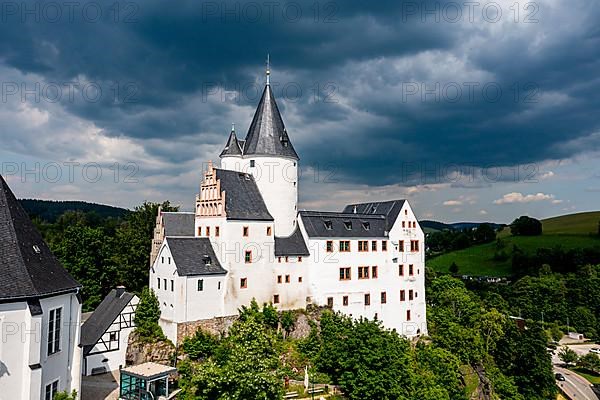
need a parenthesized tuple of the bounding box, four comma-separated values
(324, 220, 333, 230)
(344, 221, 352, 230)
(362, 222, 370, 230)
(33, 245, 41, 254)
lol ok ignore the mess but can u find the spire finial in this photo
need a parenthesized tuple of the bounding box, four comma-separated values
(231, 122, 235, 132)
(266, 54, 271, 85)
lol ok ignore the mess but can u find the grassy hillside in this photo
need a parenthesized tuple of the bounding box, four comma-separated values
(428, 211, 600, 276)
(542, 211, 600, 235)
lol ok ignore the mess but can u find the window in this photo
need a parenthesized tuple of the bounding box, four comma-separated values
(285, 275, 290, 283)
(406, 310, 411, 321)
(168, 257, 171, 264)
(218, 281, 221, 290)
(326, 241, 333, 252)
(358, 240, 368, 252)
(364, 293, 371, 306)
(298, 276, 303, 283)
(161, 256, 164, 263)
(240, 278, 247, 289)
(245, 250, 252, 263)
(400, 290, 406, 301)
(47, 308, 62, 355)
(206, 226, 210, 236)
(285, 256, 289, 262)
(198, 279, 204, 291)
(339, 241, 350, 252)
(399, 240, 404, 252)
(358, 266, 369, 279)
(277, 275, 282, 284)
(402, 221, 406, 228)
(343, 220, 352, 230)
(409, 264, 414, 276)
(410, 240, 420, 252)
(371, 266, 378, 278)
(197, 227, 201, 236)
(343, 296, 349, 306)
(171, 280, 174, 292)
(157, 277, 161, 289)
(215, 226, 220, 237)
(109, 332, 117, 341)
(327, 297, 334, 307)
(371, 241, 377, 251)
(382, 241, 387, 251)
(267, 226, 272, 236)
(405, 209, 408, 215)
(278, 257, 282, 263)
(45, 380, 59, 400)
(250, 160, 255, 167)
(381, 292, 387, 304)
(243, 226, 249, 237)
(339, 267, 351, 280)
(273, 294, 280, 304)
(298, 256, 302, 262)
(399, 264, 404, 276)
(163, 278, 167, 289)
(409, 290, 414, 300)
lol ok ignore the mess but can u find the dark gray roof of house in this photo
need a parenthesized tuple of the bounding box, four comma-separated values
(342, 200, 406, 231)
(219, 130, 243, 157)
(299, 211, 389, 238)
(242, 84, 299, 160)
(215, 168, 273, 221)
(167, 237, 227, 276)
(81, 288, 135, 353)
(162, 212, 195, 237)
(275, 226, 310, 256)
(0, 175, 81, 301)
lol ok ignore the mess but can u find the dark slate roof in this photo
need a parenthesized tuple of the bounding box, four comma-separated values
(299, 211, 389, 238)
(81, 288, 135, 353)
(0, 175, 81, 301)
(162, 212, 195, 237)
(167, 237, 227, 276)
(342, 200, 406, 231)
(215, 168, 273, 221)
(242, 84, 299, 160)
(275, 226, 310, 256)
(219, 130, 243, 157)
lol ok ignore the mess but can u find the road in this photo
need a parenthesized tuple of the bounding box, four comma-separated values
(554, 366, 598, 400)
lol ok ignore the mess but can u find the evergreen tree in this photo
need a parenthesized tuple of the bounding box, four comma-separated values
(134, 287, 165, 342)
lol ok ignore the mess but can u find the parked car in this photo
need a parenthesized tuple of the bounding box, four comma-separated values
(590, 348, 600, 354)
(555, 373, 566, 381)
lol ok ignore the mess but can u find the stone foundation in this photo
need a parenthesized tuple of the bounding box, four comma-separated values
(176, 315, 239, 343)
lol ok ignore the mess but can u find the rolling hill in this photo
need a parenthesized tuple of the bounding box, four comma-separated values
(19, 199, 129, 222)
(427, 211, 600, 277)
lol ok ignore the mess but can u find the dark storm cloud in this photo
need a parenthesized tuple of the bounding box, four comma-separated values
(1, 0, 599, 185)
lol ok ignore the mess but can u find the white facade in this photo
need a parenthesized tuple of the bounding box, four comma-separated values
(0, 293, 82, 400)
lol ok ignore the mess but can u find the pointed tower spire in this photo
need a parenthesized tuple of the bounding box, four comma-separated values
(219, 124, 243, 157)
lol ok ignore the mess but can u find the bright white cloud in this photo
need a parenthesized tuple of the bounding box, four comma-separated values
(493, 192, 558, 204)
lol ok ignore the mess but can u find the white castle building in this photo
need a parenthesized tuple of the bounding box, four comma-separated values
(0, 176, 82, 400)
(150, 65, 427, 344)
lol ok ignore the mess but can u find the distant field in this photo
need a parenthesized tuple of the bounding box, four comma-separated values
(542, 211, 600, 235)
(428, 235, 600, 277)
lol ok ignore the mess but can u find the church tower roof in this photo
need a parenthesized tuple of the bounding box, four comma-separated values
(219, 124, 243, 157)
(242, 83, 299, 160)
(0, 175, 81, 301)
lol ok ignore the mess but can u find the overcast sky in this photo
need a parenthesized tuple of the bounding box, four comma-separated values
(1, 0, 599, 223)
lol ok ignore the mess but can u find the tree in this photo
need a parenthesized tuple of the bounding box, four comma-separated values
(280, 311, 296, 336)
(578, 353, 600, 373)
(134, 287, 165, 342)
(474, 223, 496, 243)
(558, 347, 579, 366)
(449, 262, 459, 274)
(54, 391, 77, 400)
(510, 216, 542, 236)
(182, 329, 218, 360)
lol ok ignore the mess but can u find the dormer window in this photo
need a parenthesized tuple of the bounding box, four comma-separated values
(344, 221, 352, 230)
(250, 160, 255, 167)
(33, 245, 41, 254)
(362, 222, 370, 230)
(203, 255, 211, 266)
(324, 220, 333, 230)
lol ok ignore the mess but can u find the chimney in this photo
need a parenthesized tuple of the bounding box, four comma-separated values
(116, 286, 126, 298)
(353, 205, 357, 214)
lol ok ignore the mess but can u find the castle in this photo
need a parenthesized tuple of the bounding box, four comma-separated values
(150, 64, 427, 344)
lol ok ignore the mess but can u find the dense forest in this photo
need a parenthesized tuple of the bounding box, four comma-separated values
(25, 199, 177, 311)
